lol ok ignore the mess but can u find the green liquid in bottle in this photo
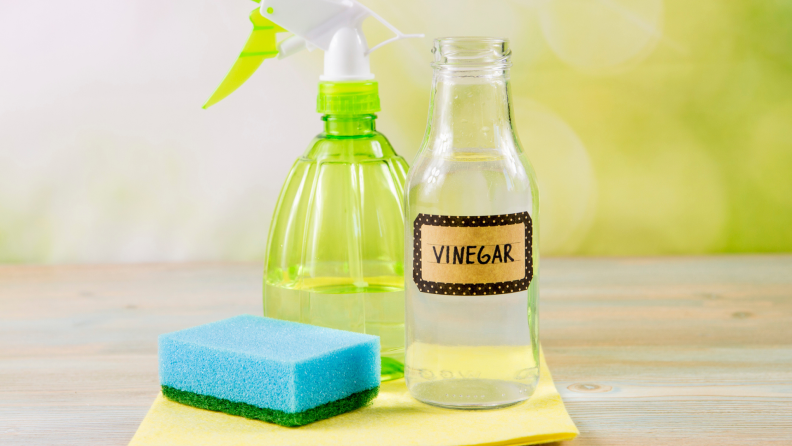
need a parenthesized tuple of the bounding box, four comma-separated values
(263, 107, 408, 381)
(265, 274, 405, 380)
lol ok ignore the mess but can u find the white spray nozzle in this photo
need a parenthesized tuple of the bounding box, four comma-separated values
(261, 0, 422, 81)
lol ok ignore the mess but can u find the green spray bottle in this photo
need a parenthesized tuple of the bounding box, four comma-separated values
(204, 0, 422, 380)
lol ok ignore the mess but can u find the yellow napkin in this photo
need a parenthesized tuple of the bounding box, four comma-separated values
(129, 351, 577, 446)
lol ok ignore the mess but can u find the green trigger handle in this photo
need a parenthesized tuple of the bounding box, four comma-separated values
(203, 6, 286, 109)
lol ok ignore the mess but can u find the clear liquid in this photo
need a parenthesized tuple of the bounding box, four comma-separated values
(405, 149, 540, 408)
(265, 276, 405, 381)
(411, 379, 535, 409)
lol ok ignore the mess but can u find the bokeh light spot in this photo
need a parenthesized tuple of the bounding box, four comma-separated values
(539, 0, 664, 72)
(514, 99, 597, 254)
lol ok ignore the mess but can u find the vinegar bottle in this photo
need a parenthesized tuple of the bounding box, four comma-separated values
(404, 37, 540, 408)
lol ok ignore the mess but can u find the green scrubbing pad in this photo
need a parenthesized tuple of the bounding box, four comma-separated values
(161, 385, 379, 427)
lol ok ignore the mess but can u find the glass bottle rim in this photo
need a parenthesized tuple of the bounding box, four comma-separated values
(432, 37, 512, 70)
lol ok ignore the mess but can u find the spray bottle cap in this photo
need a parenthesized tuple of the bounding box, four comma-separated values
(203, 0, 422, 109)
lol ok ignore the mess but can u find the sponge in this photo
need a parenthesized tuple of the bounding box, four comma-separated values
(158, 315, 380, 427)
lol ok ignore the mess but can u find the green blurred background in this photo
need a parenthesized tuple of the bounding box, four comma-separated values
(0, 0, 790, 262)
(368, 0, 792, 256)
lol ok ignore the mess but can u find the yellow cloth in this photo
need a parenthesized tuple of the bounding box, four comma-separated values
(129, 351, 577, 446)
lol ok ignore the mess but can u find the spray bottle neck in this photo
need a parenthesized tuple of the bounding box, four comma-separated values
(317, 81, 379, 137)
(322, 114, 377, 137)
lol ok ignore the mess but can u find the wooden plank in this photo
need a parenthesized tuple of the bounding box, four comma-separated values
(0, 257, 790, 445)
(0, 263, 262, 446)
(542, 256, 792, 446)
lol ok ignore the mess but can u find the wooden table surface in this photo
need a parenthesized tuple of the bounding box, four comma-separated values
(1, 256, 791, 445)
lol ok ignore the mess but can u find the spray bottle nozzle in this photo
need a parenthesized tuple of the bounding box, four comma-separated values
(204, 0, 422, 108)
(203, 8, 285, 109)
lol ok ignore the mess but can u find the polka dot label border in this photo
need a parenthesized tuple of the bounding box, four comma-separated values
(412, 211, 534, 296)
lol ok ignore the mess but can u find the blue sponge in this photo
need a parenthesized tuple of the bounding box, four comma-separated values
(158, 315, 380, 426)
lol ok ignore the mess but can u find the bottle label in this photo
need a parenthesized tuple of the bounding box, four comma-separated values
(412, 212, 533, 296)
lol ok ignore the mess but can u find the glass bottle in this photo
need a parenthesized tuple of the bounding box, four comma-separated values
(264, 82, 408, 381)
(404, 38, 540, 408)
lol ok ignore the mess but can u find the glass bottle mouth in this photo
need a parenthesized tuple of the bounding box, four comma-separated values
(432, 37, 512, 70)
